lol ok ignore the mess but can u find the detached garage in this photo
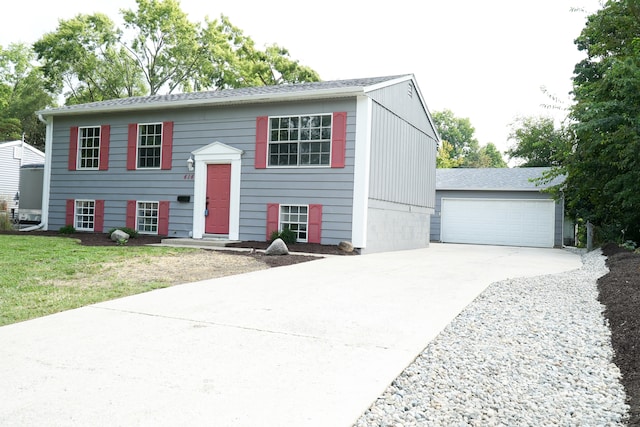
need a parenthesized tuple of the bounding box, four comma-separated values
(431, 168, 565, 248)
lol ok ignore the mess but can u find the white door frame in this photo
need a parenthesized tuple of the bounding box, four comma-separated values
(191, 142, 243, 240)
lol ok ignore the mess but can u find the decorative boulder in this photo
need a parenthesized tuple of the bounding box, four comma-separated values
(265, 238, 289, 255)
(110, 229, 130, 243)
(338, 241, 354, 253)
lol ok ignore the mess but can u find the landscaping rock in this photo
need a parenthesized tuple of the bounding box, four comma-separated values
(265, 238, 288, 255)
(110, 229, 130, 243)
(338, 241, 354, 253)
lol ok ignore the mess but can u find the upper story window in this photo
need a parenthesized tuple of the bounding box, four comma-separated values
(138, 123, 162, 168)
(127, 121, 173, 171)
(268, 114, 332, 167)
(78, 127, 100, 169)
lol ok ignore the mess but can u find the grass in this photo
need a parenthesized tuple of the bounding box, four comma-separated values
(0, 235, 198, 327)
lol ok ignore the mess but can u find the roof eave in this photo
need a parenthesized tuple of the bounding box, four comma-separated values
(36, 86, 366, 117)
(436, 187, 551, 192)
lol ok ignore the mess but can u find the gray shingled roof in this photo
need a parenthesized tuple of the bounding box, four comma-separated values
(37, 75, 411, 116)
(436, 167, 565, 191)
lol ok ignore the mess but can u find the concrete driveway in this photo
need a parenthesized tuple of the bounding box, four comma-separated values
(0, 244, 581, 426)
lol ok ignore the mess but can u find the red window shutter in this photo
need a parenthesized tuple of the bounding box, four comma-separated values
(161, 121, 174, 170)
(308, 204, 322, 244)
(126, 200, 136, 229)
(158, 201, 170, 235)
(68, 127, 79, 171)
(266, 203, 279, 240)
(331, 112, 347, 168)
(99, 125, 110, 171)
(94, 200, 105, 232)
(127, 124, 138, 170)
(255, 116, 268, 169)
(66, 199, 75, 226)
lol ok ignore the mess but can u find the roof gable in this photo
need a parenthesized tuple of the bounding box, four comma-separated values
(436, 167, 565, 191)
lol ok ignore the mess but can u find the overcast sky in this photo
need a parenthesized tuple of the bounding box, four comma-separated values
(1, 0, 602, 157)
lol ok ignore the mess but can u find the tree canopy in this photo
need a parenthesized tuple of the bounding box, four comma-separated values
(506, 116, 571, 167)
(563, 0, 640, 241)
(0, 43, 53, 149)
(433, 109, 506, 168)
(33, 0, 320, 104)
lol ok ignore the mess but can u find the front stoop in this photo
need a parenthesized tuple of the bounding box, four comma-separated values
(159, 237, 242, 249)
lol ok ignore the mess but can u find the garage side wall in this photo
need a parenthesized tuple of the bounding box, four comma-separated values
(362, 84, 437, 253)
(431, 190, 564, 247)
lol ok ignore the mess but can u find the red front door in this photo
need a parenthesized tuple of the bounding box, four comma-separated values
(205, 164, 231, 234)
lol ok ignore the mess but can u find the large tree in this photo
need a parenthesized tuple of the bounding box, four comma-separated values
(565, 0, 640, 241)
(433, 109, 506, 168)
(0, 43, 53, 149)
(34, 0, 320, 102)
(506, 116, 571, 167)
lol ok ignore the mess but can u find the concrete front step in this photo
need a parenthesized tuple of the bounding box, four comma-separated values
(160, 237, 240, 248)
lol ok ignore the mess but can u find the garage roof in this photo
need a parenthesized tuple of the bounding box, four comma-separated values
(436, 167, 565, 191)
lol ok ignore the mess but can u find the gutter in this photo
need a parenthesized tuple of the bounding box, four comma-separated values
(20, 113, 51, 232)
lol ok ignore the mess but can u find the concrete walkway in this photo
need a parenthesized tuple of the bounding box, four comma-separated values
(0, 244, 581, 426)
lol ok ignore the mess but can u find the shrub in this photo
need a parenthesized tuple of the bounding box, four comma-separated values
(0, 212, 13, 231)
(59, 225, 76, 234)
(107, 227, 138, 238)
(270, 228, 297, 245)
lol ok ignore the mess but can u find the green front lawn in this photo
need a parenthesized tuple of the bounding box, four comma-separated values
(0, 235, 197, 326)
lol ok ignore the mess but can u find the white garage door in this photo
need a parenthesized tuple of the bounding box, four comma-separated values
(441, 198, 555, 248)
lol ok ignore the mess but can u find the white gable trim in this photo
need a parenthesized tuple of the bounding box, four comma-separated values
(191, 142, 243, 240)
(351, 96, 372, 248)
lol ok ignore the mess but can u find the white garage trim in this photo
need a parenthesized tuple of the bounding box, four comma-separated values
(441, 198, 555, 248)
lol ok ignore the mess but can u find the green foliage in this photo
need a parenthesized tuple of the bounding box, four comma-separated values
(33, 1, 320, 102)
(58, 225, 76, 234)
(0, 43, 53, 148)
(506, 116, 571, 167)
(433, 109, 507, 168)
(565, 0, 640, 241)
(270, 228, 297, 245)
(107, 227, 138, 238)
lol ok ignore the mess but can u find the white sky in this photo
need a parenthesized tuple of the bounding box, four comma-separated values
(1, 0, 602, 156)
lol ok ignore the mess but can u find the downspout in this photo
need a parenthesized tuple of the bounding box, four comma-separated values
(20, 113, 52, 232)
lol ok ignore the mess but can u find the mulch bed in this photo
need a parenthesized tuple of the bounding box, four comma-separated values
(598, 242, 640, 425)
(0, 230, 354, 268)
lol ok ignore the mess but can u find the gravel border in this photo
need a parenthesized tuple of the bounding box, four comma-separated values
(354, 249, 629, 426)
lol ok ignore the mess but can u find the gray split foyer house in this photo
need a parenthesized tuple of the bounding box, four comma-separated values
(36, 75, 439, 254)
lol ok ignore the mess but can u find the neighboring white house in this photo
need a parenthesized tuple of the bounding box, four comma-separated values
(0, 140, 45, 217)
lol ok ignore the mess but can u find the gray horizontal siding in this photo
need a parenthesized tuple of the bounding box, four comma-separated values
(47, 99, 357, 243)
(430, 190, 564, 246)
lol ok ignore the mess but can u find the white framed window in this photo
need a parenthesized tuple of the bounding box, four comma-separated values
(75, 200, 95, 231)
(280, 204, 308, 242)
(137, 201, 159, 234)
(78, 126, 100, 169)
(269, 114, 332, 167)
(138, 123, 162, 168)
